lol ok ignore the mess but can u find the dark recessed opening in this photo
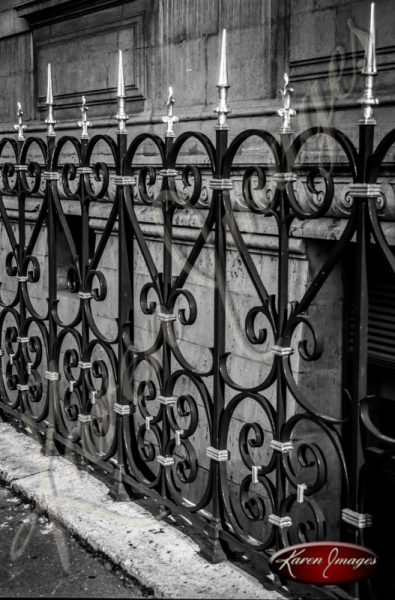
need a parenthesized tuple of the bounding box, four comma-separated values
(56, 214, 95, 290)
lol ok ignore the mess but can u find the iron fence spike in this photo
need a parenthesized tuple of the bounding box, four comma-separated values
(359, 2, 378, 123)
(45, 63, 56, 136)
(117, 49, 125, 98)
(115, 49, 128, 133)
(363, 3, 377, 75)
(46, 63, 53, 105)
(215, 29, 230, 129)
(218, 28, 228, 87)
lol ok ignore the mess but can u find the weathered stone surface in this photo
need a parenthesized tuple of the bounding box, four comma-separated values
(0, 421, 286, 600)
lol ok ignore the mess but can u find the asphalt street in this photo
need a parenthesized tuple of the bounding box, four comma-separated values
(0, 483, 154, 598)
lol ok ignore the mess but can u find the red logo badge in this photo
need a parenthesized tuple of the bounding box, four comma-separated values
(269, 542, 378, 585)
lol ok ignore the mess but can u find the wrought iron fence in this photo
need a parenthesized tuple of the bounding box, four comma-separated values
(0, 4, 394, 599)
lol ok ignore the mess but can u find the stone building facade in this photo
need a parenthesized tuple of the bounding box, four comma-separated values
(1, 0, 394, 137)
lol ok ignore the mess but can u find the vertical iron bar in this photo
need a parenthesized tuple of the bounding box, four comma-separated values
(160, 133, 175, 510)
(16, 133, 27, 420)
(200, 125, 228, 564)
(350, 123, 374, 520)
(44, 106, 59, 457)
(200, 28, 230, 563)
(345, 122, 374, 600)
(78, 136, 91, 463)
(110, 116, 133, 501)
(109, 49, 134, 500)
(275, 132, 292, 550)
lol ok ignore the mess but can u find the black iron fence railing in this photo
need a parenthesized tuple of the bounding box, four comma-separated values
(0, 6, 394, 599)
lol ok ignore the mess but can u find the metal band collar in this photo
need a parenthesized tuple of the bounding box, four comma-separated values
(270, 439, 294, 453)
(17, 384, 29, 392)
(206, 446, 230, 462)
(78, 291, 92, 300)
(78, 361, 92, 370)
(113, 403, 131, 415)
(156, 455, 175, 467)
(348, 183, 382, 199)
(272, 172, 297, 183)
(157, 312, 176, 323)
(209, 179, 233, 191)
(158, 395, 177, 406)
(43, 171, 60, 181)
(112, 175, 136, 186)
(159, 169, 178, 178)
(268, 514, 292, 528)
(341, 508, 372, 528)
(44, 371, 60, 381)
(76, 167, 93, 175)
(271, 345, 293, 357)
(78, 414, 92, 423)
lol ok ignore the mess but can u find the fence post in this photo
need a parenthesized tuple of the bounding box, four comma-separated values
(272, 73, 296, 550)
(343, 5, 377, 597)
(14, 103, 28, 431)
(156, 86, 179, 511)
(43, 63, 60, 457)
(200, 29, 230, 563)
(110, 50, 133, 500)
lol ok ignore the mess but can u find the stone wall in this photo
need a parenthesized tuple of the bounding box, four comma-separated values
(0, 0, 394, 139)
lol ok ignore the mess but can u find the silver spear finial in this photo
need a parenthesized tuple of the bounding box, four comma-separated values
(115, 50, 129, 133)
(45, 63, 56, 136)
(215, 29, 230, 129)
(359, 3, 378, 124)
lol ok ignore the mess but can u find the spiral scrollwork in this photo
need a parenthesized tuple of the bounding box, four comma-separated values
(138, 166, 157, 205)
(85, 162, 110, 200)
(219, 393, 277, 548)
(61, 163, 78, 197)
(286, 167, 334, 219)
(241, 166, 276, 213)
(171, 289, 197, 326)
(21, 161, 42, 195)
(2, 162, 17, 194)
(179, 165, 202, 207)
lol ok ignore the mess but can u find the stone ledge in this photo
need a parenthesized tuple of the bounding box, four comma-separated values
(0, 421, 286, 600)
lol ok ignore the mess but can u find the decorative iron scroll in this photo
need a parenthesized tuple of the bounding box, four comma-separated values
(0, 7, 393, 599)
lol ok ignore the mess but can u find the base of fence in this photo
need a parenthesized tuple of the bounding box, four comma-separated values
(199, 524, 228, 563)
(108, 466, 130, 502)
(42, 426, 60, 458)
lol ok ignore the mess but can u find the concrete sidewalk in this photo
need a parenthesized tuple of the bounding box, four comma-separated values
(0, 421, 286, 599)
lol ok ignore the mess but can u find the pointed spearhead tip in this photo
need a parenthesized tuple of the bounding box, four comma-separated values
(46, 63, 54, 105)
(218, 29, 228, 87)
(363, 2, 377, 74)
(117, 49, 125, 97)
